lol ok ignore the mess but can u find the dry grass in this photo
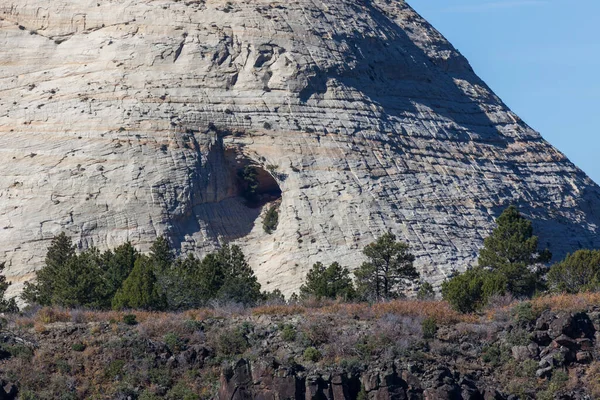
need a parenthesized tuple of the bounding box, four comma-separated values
(321, 300, 477, 324)
(531, 292, 600, 313)
(36, 307, 71, 324)
(15, 293, 600, 334)
(252, 304, 307, 316)
(584, 361, 600, 398)
(254, 299, 476, 324)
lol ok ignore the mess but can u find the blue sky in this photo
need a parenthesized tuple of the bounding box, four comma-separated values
(410, 0, 599, 184)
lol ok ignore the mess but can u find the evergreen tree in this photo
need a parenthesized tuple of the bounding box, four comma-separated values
(478, 205, 550, 297)
(103, 242, 138, 299)
(51, 248, 108, 308)
(149, 236, 174, 272)
(215, 244, 262, 305)
(22, 232, 76, 306)
(196, 253, 225, 301)
(112, 255, 166, 310)
(0, 263, 18, 313)
(416, 282, 435, 300)
(354, 231, 418, 301)
(162, 254, 204, 310)
(262, 289, 286, 304)
(299, 262, 355, 300)
(478, 205, 551, 268)
(547, 249, 600, 294)
(239, 166, 259, 203)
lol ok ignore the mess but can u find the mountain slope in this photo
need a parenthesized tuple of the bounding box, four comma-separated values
(0, 0, 598, 297)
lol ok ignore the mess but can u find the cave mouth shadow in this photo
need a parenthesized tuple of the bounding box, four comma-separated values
(168, 135, 284, 251)
(237, 164, 283, 209)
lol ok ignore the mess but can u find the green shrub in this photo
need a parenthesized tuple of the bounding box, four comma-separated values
(538, 370, 569, 400)
(122, 314, 137, 325)
(164, 333, 184, 352)
(280, 324, 296, 342)
(511, 302, 539, 325)
(166, 382, 200, 400)
(441, 268, 487, 313)
(421, 317, 437, 340)
(216, 327, 249, 357)
(481, 344, 510, 366)
(263, 205, 279, 234)
(303, 347, 322, 362)
(138, 390, 161, 400)
(71, 342, 86, 352)
(548, 249, 600, 293)
(357, 387, 368, 400)
(299, 262, 355, 301)
(148, 366, 173, 387)
(105, 360, 126, 380)
(1, 344, 34, 361)
(518, 359, 539, 378)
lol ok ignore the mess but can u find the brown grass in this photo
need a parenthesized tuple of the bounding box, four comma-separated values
(531, 292, 600, 313)
(252, 304, 307, 316)
(254, 299, 475, 324)
(321, 300, 477, 324)
(36, 307, 71, 324)
(17, 293, 600, 333)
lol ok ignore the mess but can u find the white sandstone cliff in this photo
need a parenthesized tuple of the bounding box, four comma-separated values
(0, 0, 598, 298)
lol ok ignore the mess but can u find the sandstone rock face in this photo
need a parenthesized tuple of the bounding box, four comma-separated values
(1, 0, 599, 297)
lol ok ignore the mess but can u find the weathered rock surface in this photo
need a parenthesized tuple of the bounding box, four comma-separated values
(3, 304, 599, 399)
(1, 0, 599, 297)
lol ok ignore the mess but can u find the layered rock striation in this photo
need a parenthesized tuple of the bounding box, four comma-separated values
(1, 0, 599, 297)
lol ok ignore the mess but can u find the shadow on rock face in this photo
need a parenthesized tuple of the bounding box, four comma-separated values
(167, 129, 283, 251)
(299, 0, 504, 146)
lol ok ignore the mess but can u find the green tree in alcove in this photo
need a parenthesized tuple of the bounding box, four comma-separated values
(238, 166, 259, 203)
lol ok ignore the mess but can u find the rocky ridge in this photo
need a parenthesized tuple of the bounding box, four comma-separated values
(1, 0, 599, 297)
(1, 300, 600, 399)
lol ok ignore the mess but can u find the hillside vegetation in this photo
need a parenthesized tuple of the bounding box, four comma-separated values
(1, 206, 600, 399)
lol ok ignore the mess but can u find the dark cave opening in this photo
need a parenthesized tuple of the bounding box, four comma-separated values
(237, 164, 283, 208)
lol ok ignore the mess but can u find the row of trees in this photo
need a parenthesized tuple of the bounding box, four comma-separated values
(21, 235, 268, 311)
(3, 205, 599, 313)
(298, 231, 419, 301)
(16, 231, 422, 311)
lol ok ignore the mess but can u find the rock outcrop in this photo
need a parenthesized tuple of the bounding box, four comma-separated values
(1, 0, 599, 296)
(2, 302, 600, 399)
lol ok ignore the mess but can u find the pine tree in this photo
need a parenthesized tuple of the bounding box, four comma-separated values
(196, 253, 225, 301)
(216, 244, 262, 305)
(0, 263, 18, 313)
(299, 262, 355, 300)
(163, 254, 205, 310)
(22, 232, 76, 306)
(112, 255, 166, 310)
(103, 242, 138, 300)
(149, 236, 174, 272)
(354, 231, 418, 301)
(51, 248, 108, 308)
(417, 282, 435, 300)
(478, 205, 551, 297)
(547, 249, 600, 294)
